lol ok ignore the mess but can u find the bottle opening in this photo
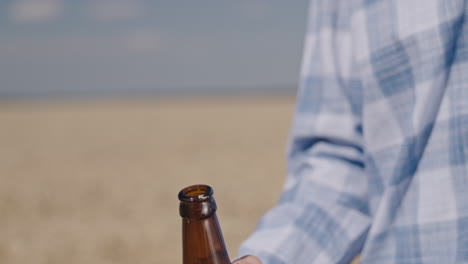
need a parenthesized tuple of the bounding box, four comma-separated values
(179, 184, 213, 202)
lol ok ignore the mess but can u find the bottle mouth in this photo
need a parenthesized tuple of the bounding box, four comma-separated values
(178, 184, 213, 202)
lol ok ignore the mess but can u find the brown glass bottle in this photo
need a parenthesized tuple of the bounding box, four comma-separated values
(179, 184, 231, 264)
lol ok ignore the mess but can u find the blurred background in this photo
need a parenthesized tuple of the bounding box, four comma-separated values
(0, 0, 309, 263)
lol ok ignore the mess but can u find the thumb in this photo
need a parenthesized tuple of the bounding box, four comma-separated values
(232, 255, 263, 264)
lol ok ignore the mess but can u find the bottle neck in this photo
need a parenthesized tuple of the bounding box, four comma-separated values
(182, 213, 230, 264)
(178, 184, 217, 220)
(178, 185, 231, 264)
(179, 197, 217, 220)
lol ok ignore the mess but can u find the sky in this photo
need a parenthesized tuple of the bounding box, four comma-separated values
(0, 0, 309, 98)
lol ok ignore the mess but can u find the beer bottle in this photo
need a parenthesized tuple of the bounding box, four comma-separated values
(179, 184, 231, 264)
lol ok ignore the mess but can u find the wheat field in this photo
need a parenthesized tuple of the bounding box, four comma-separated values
(0, 96, 297, 264)
(0, 96, 365, 264)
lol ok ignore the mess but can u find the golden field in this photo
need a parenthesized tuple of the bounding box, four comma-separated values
(0, 96, 296, 264)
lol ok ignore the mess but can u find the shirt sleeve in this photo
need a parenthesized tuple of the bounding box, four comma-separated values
(238, 1, 371, 263)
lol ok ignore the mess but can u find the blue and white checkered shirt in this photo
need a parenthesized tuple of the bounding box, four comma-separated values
(239, 0, 468, 263)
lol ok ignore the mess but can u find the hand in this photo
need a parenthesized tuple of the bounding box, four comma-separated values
(232, 255, 263, 264)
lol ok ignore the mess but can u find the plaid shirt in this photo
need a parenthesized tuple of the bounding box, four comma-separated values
(239, 0, 468, 263)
